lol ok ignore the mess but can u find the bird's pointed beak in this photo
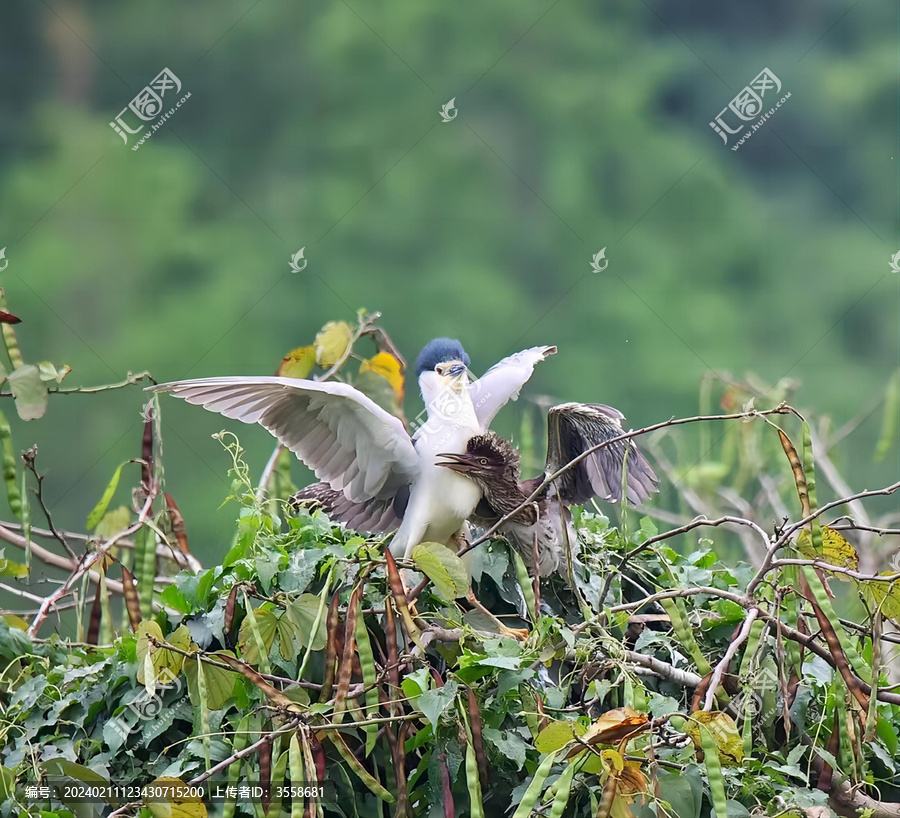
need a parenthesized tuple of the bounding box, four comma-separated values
(435, 360, 468, 379)
(436, 452, 476, 473)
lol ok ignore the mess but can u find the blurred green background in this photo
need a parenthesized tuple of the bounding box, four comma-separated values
(0, 0, 897, 569)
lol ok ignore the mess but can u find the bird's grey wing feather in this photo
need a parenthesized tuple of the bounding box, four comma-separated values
(470, 346, 557, 429)
(153, 377, 419, 503)
(545, 403, 658, 506)
(290, 482, 401, 533)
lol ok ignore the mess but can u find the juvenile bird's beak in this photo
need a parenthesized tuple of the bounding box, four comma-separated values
(436, 452, 476, 473)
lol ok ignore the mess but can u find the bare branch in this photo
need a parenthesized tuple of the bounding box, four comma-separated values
(703, 608, 758, 710)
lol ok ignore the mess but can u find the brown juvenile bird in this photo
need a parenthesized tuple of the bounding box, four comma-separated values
(436, 403, 659, 576)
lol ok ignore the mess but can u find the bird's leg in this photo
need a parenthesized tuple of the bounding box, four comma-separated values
(452, 527, 529, 640)
(465, 590, 529, 642)
(531, 531, 542, 615)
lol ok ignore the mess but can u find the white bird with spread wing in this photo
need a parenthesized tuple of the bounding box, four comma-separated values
(152, 338, 556, 559)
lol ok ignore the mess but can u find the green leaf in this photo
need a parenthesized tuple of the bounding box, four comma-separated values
(283, 594, 328, 651)
(94, 506, 132, 540)
(36, 361, 71, 383)
(8, 364, 49, 421)
(184, 652, 238, 710)
(411, 541, 469, 600)
(86, 462, 127, 530)
(237, 607, 278, 664)
(652, 767, 703, 818)
(534, 720, 585, 753)
(417, 680, 458, 728)
(0, 556, 27, 577)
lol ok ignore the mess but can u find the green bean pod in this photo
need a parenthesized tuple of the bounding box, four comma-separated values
(512, 550, 538, 622)
(265, 747, 289, 818)
(20, 469, 30, 574)
(737, 619, 765, 679)
(197, 658, 211, 768)
(780, 566, 803, 676)
(660, 598, 711, 675)
(0, 411, 21, 519)
(699, 724, 728, 818)
(547, 758, 578, 818)
(134, 524, 156, 620)
(801, 566, 870, 683)
(289, 732, 304, 818)
(801, 421, 824, 555)
(222, 714, 253, 818)
(354, 611, 379, 756)
(511, 750, 559, 818)
(465, 738, 485, 818)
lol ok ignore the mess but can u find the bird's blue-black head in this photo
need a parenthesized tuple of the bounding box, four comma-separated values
(415, 338, 470, 377)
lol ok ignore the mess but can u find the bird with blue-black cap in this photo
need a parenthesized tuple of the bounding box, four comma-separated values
(151, 338, 557, 559)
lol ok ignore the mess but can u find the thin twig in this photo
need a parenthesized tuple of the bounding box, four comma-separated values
(21, 446, 77, 559)
(0, 371, 155, 398)
(27, 489, 157, 637)
(703, 608, 758, 710)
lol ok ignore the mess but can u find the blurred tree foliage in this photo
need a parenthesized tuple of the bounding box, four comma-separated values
(0, 0, 896, 564)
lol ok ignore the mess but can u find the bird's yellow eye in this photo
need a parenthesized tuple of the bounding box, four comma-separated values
(479, 458, 488, 466)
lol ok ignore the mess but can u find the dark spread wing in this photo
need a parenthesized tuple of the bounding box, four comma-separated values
(290, 482, 402, 534)
(153, 377, 419, 503)
(544, 403, 658, 506)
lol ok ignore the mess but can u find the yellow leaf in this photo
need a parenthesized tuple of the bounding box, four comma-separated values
(136, 623, 193, 688)
(276, 346, 316, 379)
(145, 777, 207, 818)
(797, 526, 858, 570)
(534, 720, 586, 753)
(600, 749, 624, 774)
(617, 761, 647, 795)
(314, 321, 354, 368)
(685, 711, 743, 765)
(359, 352, 404, 400)
(861, 576, 900, 621)
(2, 613, 29, 630)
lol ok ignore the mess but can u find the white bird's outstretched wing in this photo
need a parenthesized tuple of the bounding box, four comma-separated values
(152, 377, 419, 503)
(544, 403, 658, 506)
(470, 345, 557, 429)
